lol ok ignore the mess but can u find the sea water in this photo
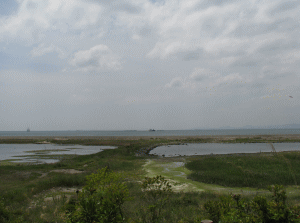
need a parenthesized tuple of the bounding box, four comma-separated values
(1, 129, 300, 137)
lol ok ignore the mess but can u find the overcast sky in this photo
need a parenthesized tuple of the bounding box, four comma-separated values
(0, 0, 300, 131)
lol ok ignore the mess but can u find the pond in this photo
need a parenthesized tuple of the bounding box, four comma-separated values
(150, 143, 300, 157)
(0, 144, 116, 163)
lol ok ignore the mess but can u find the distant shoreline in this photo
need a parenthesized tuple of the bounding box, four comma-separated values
(1, 134, 300, 141)
(1, 129, 300, 138)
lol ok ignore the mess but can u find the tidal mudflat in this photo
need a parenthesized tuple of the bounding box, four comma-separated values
(0, 144, 116, 163)
(150, 142, 300, 157)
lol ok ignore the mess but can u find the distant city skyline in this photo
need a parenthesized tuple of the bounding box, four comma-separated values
(0, 0, 299, 131)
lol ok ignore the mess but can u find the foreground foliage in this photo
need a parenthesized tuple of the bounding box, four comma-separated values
(139, 175, 173, 223)
(0, 198, 10, 222)
(66, 167, 129, 223)
(204, 185, 300, 223)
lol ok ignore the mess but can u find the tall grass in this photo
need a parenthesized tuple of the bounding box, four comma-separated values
(186, 150, 300, 188)
(35, 173, 86, 191)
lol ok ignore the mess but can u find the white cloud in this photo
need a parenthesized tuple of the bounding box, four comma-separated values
(147, 41, 189, 59)
(165, 77, 184, 88)
(1, 0, 300, 130)
(0, 0, 103, 43)
(189, 68, 217, 82)
(132, 34, 141, 40)
(144, 0, 300, 60)
(145, 1, 243, 58)
(216, 73, 243, 85)
(30, 43, 65, 58)
(70, 45, 122, 71)
(166, 68, 245, 91)
(278, 50, 300, 65)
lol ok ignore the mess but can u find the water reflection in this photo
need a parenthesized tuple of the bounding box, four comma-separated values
(150, 143, 300, 157)
(0, 144, 116, 163)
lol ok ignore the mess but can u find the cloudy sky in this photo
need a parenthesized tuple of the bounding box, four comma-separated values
(0, 0, 300, 131)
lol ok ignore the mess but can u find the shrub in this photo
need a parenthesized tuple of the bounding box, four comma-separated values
(66, 167, 129, 223)
(139, 175, 173, 223)
(204, 185, 300, 223)
(0, 197, 10, 222)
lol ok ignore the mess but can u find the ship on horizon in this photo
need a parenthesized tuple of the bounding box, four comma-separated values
(27, 128, 30, 132)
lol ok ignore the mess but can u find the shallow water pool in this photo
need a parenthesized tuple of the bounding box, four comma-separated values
(0, 144, 116, 163)
(150, 143, 300, 157)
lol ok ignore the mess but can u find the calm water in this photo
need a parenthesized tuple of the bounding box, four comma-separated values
(0, 144, 116, 163)
(150, 143, 300, 157)
(1, 129, 300, 137)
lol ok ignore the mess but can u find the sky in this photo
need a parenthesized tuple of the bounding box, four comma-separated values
(0, 0, 300, 131)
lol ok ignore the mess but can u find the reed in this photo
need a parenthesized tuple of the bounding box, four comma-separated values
(186, 150, 300, 188)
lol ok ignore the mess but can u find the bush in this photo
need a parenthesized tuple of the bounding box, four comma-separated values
(204, 185, 300, 223)
(139, 175, 173, 223)
(66, 167, 129, 223)
(0, 197, 10, 222)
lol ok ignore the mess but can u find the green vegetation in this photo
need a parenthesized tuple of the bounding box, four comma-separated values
(66, 167, 130, 223)
(140, 175, 173, 223)
(2, 135, 300, 145)
(185, 151, 300, 188)
(204, 185, 300, 223)
(0, 137, 300, 222)
(221, 137, 300, 143)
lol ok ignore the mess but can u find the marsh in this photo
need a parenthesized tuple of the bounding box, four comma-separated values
(0, 144, 116, 163)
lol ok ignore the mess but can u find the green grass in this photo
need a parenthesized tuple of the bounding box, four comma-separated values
(186, 151, 300, 188)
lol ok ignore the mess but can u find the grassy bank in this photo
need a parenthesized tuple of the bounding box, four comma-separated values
(0, 141, 146, 222)
(0, 137, 300, 222)
(2, 134, 300, 144)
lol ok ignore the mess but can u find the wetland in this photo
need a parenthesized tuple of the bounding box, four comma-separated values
(0, 144, 116, 164)
(1, 135, 300, 222)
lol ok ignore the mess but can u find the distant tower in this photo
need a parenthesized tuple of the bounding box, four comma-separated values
(27, 127, 30, 132)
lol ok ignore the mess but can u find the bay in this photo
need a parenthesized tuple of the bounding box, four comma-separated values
(1, 129, 300, 137)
